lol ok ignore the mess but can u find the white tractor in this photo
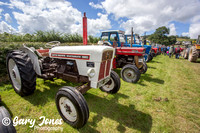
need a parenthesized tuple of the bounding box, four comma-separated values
(6, 42, 121, 128)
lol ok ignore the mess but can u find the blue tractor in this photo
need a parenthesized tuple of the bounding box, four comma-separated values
(99, 30, 148, 74)
(124, 34, 153, 62)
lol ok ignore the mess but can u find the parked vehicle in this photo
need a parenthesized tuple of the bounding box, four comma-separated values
(124, 34, 153, 62)
(151, 47, 158, 57)
(182, 36, 200, 62)
(98, 30, 147, 83)
(188, 35, 200, 62)
(6, 42, 121, 128)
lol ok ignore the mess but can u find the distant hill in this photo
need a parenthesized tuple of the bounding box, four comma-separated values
(176, 38, 196, 43)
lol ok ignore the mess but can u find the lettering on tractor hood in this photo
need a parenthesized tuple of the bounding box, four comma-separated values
(51, 53, 90, 60)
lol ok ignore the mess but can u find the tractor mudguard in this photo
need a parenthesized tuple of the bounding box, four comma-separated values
(19, 46, 42, 76)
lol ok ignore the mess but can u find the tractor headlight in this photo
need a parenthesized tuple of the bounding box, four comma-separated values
(87, 68, 95, 78)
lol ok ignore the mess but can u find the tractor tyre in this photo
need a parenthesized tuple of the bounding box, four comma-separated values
(6, 50, 36, 96)
(139, 62, 148, 74)
(145, 55, 149, 62)
(55, 86, 89, 129)
(184, 48, 190, 59)
(100, 70, 121, 94)
(188, 46, 199, 62)
(181, 50, 185, 57)
(146, 54, 152, 62)
(121, 64, 141, 83)
(149, 54, 153, 61)
(151, 51, 156, 57)
(0, 106, 16, 133)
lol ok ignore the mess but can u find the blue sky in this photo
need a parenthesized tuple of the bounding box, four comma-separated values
(0, 0, 200, 38)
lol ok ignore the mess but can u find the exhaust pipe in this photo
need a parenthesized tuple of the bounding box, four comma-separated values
(131, 27, 133, 47)
(83, 12, 87, 45)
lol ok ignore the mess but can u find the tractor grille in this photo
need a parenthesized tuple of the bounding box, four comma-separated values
(98, 50, 113, 81)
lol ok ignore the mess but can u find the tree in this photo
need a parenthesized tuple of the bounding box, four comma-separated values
(148, 26, 176, 45)
(168, 35, 176, 45)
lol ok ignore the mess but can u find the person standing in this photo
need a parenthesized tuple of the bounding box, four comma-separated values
(169, 45, 175, 58)
(167, 46, 170, 55)
(175, 46, 181, 59)
(163, 45, 167, 56)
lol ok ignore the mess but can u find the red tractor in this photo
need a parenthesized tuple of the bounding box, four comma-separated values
(151, 47, 158, 57)
(98, 30, 147, 83)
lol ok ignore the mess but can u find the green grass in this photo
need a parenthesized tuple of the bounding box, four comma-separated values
(0, 55, 200, 133)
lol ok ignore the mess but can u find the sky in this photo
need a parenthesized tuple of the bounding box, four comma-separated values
(0, 0, 200, 39)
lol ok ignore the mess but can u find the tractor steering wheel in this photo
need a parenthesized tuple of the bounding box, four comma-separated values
(45, 41, 60, 48)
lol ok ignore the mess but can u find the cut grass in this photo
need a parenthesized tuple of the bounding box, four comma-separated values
(0, 55, 200, 133)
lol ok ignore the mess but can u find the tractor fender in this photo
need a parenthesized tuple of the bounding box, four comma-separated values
(103, 41, 112, 46)
(98, 41, 112, 46)
(19, 46, 42, 76)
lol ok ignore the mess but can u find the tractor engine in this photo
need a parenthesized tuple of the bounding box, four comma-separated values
(116, 55, 134, 68)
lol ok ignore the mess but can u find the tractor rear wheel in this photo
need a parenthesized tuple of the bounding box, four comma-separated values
(181, 49, 185, 57)
(6, 50, 36, 96)
(100, 70, 121, 94)
(0, 106, 16, 133)
(188, 46, 199, 62)
(139, 62, 148, 74)
(184, 48, 190, 59)
(55, 86, 89, 129)
(121, 64, 141, 83)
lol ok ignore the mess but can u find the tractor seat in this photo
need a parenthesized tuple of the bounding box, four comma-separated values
(36, 49, 50, 57)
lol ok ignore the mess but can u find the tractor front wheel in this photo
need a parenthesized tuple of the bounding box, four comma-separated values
(55, 86, 89, 129)
(139, 62, 148, 74)
(0, 106, 16, 133)
(146, 54, 152, 62)
(121, 64, 141, 83)
(100, 70, 121, 94)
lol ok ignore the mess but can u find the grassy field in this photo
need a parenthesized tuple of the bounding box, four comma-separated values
(176, 38, 196, 42)
(0, 55, 200, 133)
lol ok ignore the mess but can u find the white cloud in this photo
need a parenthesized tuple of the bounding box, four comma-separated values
(0, 8, 3, 14)
(11, 0, 81, 34)
(89, 2, 103, 9)
(0, 1, 14, 9)
(181, 32, 189, 37)
(121, 15, 158, 35)
(88, 13, 111, 35)
(0, 21, 16, 33)
(187, 15, 200, 39)
(191, 15, 200, 23)
(94, 0, 200, 35)
(3, 0, 111, 36)
(169, 23, 176, 36)
(188, 23, 200, 39)
(4, 13, 12, 23)
(0, 8, 3, 20)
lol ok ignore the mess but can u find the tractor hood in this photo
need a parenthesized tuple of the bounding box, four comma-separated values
(49, 45, 114, 62)
(123, 43, 152, 54)
(116, 47, 146, 56)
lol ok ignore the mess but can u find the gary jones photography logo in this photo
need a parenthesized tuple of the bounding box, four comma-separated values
(1, 116, 63, 132)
